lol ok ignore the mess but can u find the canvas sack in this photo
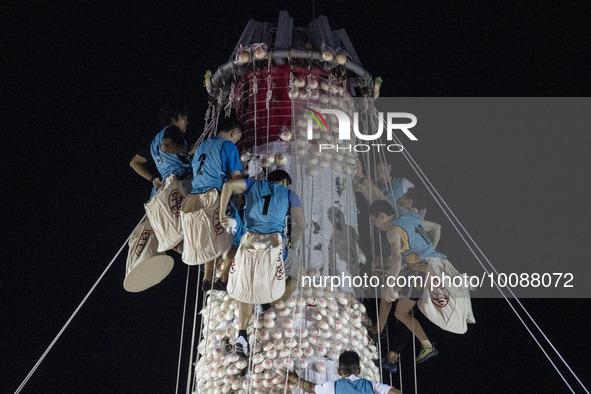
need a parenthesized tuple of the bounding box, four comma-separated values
(124, 218, 174, 292)
(227, 232, 285, 304)
(418, 257, 476, 334)
(144, 175, 187, 252)
(180, 189, 233, 266)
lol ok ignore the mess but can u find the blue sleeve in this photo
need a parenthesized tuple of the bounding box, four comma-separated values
(222, 142, 242, 173)
(244, 178, 255, 192)
(289, 191, 302, 208)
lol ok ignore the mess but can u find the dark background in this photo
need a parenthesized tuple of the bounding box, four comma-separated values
(3, 1, 590, 393)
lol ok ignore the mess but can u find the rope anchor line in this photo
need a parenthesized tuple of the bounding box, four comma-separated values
(385, 120, 589, 394)
(14, 214, 148, 394)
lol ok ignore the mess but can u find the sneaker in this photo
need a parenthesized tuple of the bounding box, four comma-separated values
(213, 279, 227, 291)
(373, 357, 398, 373)
(415, 345, 438, 365)
(235, 335, 250, 358)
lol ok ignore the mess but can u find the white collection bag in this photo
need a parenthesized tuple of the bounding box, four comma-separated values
(418, 257, 476, 334)
(227, 232, 285, 304)
(123, 218, 174, 292)
(180, 190, 232, 266)
(144, 175, 187, 252)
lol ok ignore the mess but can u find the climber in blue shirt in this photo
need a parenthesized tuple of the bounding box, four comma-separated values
(219, 170, 306, 358)
(191, 121, 242, 194)
(150, 102, 195, 189)
(286, 351, 401, 394)
(369, 199, 441, 369)
(185, 118, 244, 291)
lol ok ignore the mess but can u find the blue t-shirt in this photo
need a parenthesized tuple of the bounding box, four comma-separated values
(334, 378, 374, 394)
(191, 136, 242, 194)
(243, 179, 301, 234)
(390, 215, 445, 263)
(315, 375, 393, 394)
(150, 126, 192, 180)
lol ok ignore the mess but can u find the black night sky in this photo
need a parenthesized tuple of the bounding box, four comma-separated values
(3, 1, 591, 393)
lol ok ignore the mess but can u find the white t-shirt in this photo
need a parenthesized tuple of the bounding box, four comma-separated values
(314, 375, 393, 394)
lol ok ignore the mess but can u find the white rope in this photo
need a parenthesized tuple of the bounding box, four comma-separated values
(14, 214, 147, 394)
(356, 98, 397, 388)
(191, 264, 211, 394)
(363, 138, 384, 382)
(343, 118, 356, 374)
(512, 298, 588, 393)
(398, 353, 403, 392)
(327, 92, 339, 363)
(246, 307, 261, 394)
(366, 106, 396, 387)
(252, 71, 258, 165)
(185, 265, 202, 394)
(386, 123, 586, 393)
(285, 265, 302, 394)
(374, 280, 383, 384)
(225, 81, 235, 116)
(175, 265, 191, 394)
(265, 70, 272, 158)
(288, 67, 300, 199)
(196, 272, 215, 393)
(192, 263, 211, 394)
(373, 159, 396, 389)
(364, 111, 403, 390)
(372, 103, 398, 217)
(200, 101, 217, 146)
(411, 309, 418, 394)
(385, 321, 392, 387)
(290, 62, 312, 393)
(354, 105, 406, 389)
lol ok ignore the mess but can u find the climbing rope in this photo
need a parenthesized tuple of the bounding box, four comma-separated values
(175, 265, 191, 394)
